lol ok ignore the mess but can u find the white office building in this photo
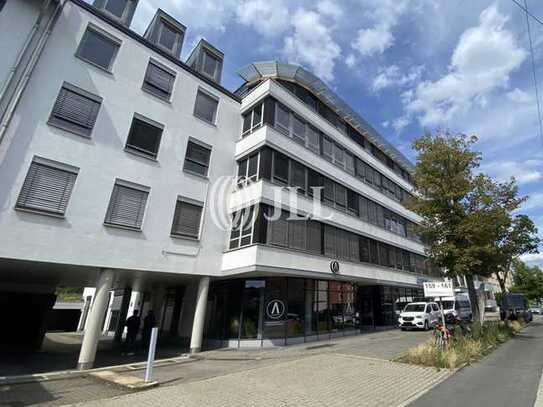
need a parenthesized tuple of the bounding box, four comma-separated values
(0, 0, 439, 369)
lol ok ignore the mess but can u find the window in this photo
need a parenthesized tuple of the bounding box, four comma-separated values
(288, 219, 306, 250)
(142, 61, 175, 100)
(48, 82, 102, 137)
(104, 0, 127, 18)
(158, 21, 179, 52)
(183, 140, 211, 177)
(272, 151, 289, 185)
(359, 196, 368, 221)
(334, 183, 347, 209)
(242, 103, 263, 136)
(322, 137, 333, 161)
(125, 115, 163, 159)
(247, 154, 259, 182)
(324, 224, 336, 257)
(307, 169, 323, 198)
(76, 26, 120, 71)
(307, 125, 320, 153)
(349, 233, 360, 261)
(347, 190, 359, 216)
(323, 177, 335, 204)
(359, 237, 370, 262)
(104, 180, 149, 229)
(275, 103, 290, 135)
(307, 220, 322, 254)
(345, 152, 355, 175)
(290, 160, 306, 193)
(267, 209, 288, 247)
(171, 197, 204, 238)
(202, 50, 222, 82)
(333, 143, 344, 168)
(292, 115, 306, 145)
(194, 89, 219, 124)
(229, 206, 255, 248)
(16, 158, 78, 216)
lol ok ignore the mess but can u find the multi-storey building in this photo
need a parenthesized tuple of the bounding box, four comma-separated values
(0, 0, 439, 369)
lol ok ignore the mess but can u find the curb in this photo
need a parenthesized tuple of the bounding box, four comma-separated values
(0, 354, 193, 386)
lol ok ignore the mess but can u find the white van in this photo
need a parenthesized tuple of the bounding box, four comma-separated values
(434, 295, 472, 321)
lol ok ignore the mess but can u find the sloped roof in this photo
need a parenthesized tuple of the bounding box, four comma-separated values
(237, 61, 414, 173)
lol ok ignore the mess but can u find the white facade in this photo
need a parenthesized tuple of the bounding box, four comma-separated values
(0, 0, 438, 364)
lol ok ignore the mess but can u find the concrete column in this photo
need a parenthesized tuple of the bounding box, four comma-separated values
(189, 277, 210, 353)
(114, 286, 132, 343)
(77, 269, 114, 370)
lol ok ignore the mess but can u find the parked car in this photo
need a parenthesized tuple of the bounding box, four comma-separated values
(434, 295, 472, 321)
(398, 302, 442, 330)
(500, 293, 533, 322)
(528, 307, 541, 315)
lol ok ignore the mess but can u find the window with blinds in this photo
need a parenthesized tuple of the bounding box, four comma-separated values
(76, 26, 120, 71)
(267, 209, 288, 247)
(48, 83, 102, 137)
(171, 198, 203, 238)
(104, 181, 149, 229)
(183, 140, 211, 177)
(142, 61, 175, 100)
(194, 89, 219, 124)
(125, 116, 163, 159)
(16, 159, 78, 216)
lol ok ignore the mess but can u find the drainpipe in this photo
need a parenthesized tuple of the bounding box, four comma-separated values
(0, 0, 65, 145)
(0, 0, 52, 102)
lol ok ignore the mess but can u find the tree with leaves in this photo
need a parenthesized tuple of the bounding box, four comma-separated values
(511, 259, 543, 303)
(408, 132, 539, 322)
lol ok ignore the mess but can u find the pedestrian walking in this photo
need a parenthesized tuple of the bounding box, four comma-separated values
(141, 310, 156, 350)
(123, 310, 140, 355)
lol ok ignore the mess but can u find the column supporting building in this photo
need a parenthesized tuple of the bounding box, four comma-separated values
(77, 269, 115, 370)
(189, 276, 210, 353)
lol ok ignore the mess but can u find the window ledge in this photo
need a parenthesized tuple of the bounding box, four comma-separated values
(47, 120, 92, 139)
(141, 86, 172, 104)
(75, 54, 114, 75)
(103, 222, 142, 232)
(183, 168, 210, 180)
(193, 113, 217, 128)
(15, 206, 66, 219)
(170, 233, 200, 241)
(124, 147, 159, 162)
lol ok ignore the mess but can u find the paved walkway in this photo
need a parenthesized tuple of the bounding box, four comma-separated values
(410, 318, 543, 407)
(0, 329, 436, 406)
(75, 353, 450, 407)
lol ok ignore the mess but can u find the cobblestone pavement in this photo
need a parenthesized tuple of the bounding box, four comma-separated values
(74, 353, 450, 407)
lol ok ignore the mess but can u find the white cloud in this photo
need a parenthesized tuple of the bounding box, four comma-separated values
(392, 116, 410, 133)
(507, 88, 533, 104)
(521, 252, 543, 268)
(345, 54, 357, 69)
(404, 5, 526, 126)
(372, 64, 424, 92)
(316, 0, 343, 21)
(282, 9, 341, 82)
(351, 0, 409, 57)
(236, 0, 290, 37)
(480, 160, 543, 185)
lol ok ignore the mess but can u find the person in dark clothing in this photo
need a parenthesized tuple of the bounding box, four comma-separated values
(123, 310, 140, 355)
(141, 310, 156, 350)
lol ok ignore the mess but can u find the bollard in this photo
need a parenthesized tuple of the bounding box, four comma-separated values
(144, 327, 158, 382)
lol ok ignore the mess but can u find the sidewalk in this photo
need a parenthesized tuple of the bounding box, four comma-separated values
(0, 328, 436, 406)
(410, 318, 543, 407)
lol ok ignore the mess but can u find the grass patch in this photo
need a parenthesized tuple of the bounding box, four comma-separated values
(395, 320, 524, 369)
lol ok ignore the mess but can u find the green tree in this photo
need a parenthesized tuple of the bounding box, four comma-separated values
(407, 132, 539, 321)
(511, 259, 543, 303)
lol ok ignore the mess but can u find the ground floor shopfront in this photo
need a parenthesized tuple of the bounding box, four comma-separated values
(204, 277, 424, 348)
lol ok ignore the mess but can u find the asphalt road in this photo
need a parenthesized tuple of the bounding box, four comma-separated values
(410, 318, 543, 407)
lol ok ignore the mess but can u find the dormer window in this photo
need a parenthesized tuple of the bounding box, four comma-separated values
(93, 0, 137, 26)
(104, 0, 127, 18)
(143, 9, 185, 59)
(186, 39, 224, 84)
(157, 20, 180, 53)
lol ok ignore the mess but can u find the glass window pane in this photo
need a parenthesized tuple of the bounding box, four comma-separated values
(273, 152, 289, 184)
(194, 91, 218, 123)
(307, 125, 320, 153)
(345, 152, 355, 174)
(322, 137, 333, 161)
(292, 115, 306, 144)
(78, 29, 118, 70)
(275, 104, 290, 134)
(290, 161, 306, 192)
(104, 0, 127, 18)
(202, 51, 219, 79)
(125, 117, 163, 158)
(159, 22, 178, 51)
(334, 183, 347, 208)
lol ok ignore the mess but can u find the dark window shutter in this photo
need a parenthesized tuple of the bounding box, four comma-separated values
(125, 117, 163, 158)
(324, 224, 336, 257)
(307, 220, 322, 253)
(171, 200, 203, 238)
(50, 86, 101, 135)
(144, 62, 175, 98)
(290, 161, 306, 192)
(105, 183, 149, 229)
(267, 209, 288, 246)
(16, 162, 77, 215)
(184, 141, 211, 176)
(288, 219, 306, 250)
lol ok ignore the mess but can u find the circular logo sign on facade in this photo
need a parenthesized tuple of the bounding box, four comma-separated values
(266, 299, 286, 320)
(330, 260, 340, 274)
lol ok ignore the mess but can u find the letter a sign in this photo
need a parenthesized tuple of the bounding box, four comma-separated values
(266, 299, 285, 320)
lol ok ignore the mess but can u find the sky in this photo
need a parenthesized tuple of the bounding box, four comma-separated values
(125, 0, 543, 267)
